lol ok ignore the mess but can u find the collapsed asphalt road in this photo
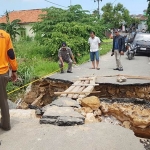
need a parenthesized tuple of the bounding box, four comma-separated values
(0, 52, 149, 150)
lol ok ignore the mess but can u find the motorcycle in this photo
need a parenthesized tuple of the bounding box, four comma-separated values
(125, 42, 136, 60)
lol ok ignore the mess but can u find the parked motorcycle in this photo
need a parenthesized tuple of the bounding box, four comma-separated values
(125, 42, 136, 60)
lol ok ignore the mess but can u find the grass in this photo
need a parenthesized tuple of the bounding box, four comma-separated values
(7, 39, 112, 101)
(102, 39, 113, 43)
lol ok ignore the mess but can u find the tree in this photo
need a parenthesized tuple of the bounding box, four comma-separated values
(33, 5, 107, 61)
(0, 11, 22, 41)
(101, 3, 136, 29)
(147, 0, 150, 31)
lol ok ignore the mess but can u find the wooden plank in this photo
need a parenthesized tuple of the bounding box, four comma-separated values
(60, 80, 81, 97)
(72, 84, 99, 86)
(72, 80, 89, 99)
(72, 87, 85, 99)
(78, 77, 96, 99)
(31, 94, 43, 106)
(78, 78, 93, 81)
(121, 75, 150, 80)
(96, 75, 150, 80)
(72, 76, 97, 81)
(54, 91, 100, 95)
(67, 81, 83, 98)
(90, 77, 96, 84)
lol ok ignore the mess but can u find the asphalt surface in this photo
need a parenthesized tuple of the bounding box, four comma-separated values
(0, 117, 145, 150)
(49, 51, 150, 85)
(0, 52, 149, 150)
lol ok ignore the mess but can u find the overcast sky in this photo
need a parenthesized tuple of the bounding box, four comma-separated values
(0, 0, 148, 16)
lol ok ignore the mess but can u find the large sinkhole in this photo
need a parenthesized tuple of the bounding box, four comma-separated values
(18, 78, 150, 140)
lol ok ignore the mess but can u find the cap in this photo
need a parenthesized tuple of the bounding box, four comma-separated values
(114, 29, 118, 33)
(62, 42, 67, 47)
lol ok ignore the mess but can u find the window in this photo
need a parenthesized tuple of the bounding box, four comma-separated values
(20, 28, 26, 38)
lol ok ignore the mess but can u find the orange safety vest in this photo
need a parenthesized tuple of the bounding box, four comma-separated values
(0, 30, 18, 74)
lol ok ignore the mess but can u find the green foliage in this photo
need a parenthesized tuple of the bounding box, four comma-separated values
(7, 39, 112, 101)
(33, 5, 107, 61)
(147, 1, 150, 31)
(0, 11, 23, 41)
(101, 3, 139, 29)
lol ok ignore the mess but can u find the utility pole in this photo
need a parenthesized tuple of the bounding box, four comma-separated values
(94, 0, 102, 19)
(70, 0, 72, 7)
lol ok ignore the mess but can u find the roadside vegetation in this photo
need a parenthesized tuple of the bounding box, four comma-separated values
(5, 5, 112, 99)
(7, 39, 112, 99)
(3, 3, 137, 99)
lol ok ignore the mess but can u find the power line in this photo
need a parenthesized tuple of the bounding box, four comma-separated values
(44, 0, 68, 8)
(112, 0, 117, 5)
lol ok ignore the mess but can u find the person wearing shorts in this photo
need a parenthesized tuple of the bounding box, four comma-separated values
(88, 31, 101, 70)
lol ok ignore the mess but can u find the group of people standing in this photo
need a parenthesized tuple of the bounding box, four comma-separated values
(0, 29, 125, 131)
(58, 30, 125, 73)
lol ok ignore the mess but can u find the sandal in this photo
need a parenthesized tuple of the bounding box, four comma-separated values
(96, 68, 100, 70)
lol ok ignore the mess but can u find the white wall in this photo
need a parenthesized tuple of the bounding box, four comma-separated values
(24, 24, 35, 38)
(138, 21, 148, 31)
(16, 23, 35, 41)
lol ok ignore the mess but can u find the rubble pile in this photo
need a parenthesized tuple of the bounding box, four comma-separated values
(17, 79, 71, 109)
(15, 78, 150, 139)
(40, 97, 84, 126)
(100, 102, 150, 138)
(75, 96, 150, 138)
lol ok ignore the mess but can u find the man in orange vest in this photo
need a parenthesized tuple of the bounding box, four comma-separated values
(0, 29, 18, 131)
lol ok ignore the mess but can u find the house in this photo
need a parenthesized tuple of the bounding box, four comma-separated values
(131, 13, 148, 32)
(0, 9, 45, 40)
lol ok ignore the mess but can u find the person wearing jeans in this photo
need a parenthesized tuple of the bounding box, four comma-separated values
(88, 31, 101, 70)
(0, 29, 18, 131)
(111, 30, 125, 71)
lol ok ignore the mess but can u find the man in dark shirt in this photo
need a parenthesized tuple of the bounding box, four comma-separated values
(58, 42, 76, 73)
(112, 30, 125, 71)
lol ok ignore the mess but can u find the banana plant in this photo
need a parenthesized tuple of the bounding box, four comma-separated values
(0, 11, 22, 41)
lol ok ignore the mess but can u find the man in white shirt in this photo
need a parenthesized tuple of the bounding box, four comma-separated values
(88, 31, 101, 70)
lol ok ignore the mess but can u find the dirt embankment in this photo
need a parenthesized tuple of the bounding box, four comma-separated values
(17, 78, 150, 139)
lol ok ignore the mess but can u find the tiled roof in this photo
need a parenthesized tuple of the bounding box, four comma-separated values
(0, 9, 46, 24)
(131, 14, 147, 21)
(140, 16, 147, 21)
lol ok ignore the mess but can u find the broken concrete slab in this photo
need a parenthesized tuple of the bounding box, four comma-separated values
(40, 106, 84, 126)
(9, 109, 36, 119)
(42, 106, 84, 119)
(8, 100, 17, 109)
(40, 117, 84, 126)
(40, 118, 56, 124)
(50, 97, 80, 108)
(56, 116, 84, 126)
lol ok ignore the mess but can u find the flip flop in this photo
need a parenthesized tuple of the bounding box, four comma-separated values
(90, 68, 95, 69)
(96, 68, 100, 70)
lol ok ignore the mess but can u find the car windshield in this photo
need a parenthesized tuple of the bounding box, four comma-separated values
(134, 34, 150, 42)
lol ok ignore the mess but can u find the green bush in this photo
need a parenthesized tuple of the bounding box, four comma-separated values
(33, 5, 107, 61)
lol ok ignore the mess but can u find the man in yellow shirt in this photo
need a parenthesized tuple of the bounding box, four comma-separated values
(0, 29, 18, 131)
